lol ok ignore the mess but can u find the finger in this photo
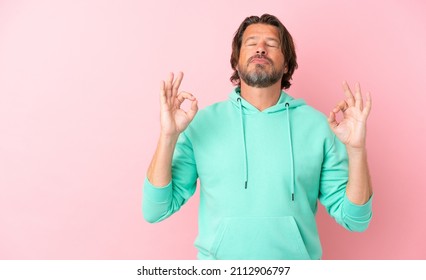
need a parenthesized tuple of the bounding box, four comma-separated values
(332, 100, 348, 113)
(342, 81, 355, 106)
(172, 71, 184, 97)
(328, 111, 338, 129)
(176, 91, 196, 107)
(354, 82, 363, 110)
(187, 99, 199, 121)
(160, 80, 167, 105)
(166, 72, 174, 99)
(363, 91, 372, 118)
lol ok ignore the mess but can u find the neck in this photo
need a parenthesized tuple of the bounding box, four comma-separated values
(240, 81, 282, 111)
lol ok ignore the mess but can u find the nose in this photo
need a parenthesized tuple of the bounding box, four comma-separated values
(256, 42, 267, 55)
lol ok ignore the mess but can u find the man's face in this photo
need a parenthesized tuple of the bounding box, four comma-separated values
(237, 23, 286, 88)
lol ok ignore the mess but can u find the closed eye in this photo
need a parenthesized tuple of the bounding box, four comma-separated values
(266, 41, 279, 48)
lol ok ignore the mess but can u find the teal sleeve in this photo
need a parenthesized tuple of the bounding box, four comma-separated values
(319, 135, 373, 232)
(142, 132, 198, 223)
(341, 193, 373, 231)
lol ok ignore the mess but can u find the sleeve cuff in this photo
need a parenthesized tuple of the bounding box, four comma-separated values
(143, 177, 173, 203)
(343, 193, 373, 219)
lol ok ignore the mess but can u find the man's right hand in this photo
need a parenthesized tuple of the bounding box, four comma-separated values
(160, 72, 198, 138)
(147, 72, 198, 187)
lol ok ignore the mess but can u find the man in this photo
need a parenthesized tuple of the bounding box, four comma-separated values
(143, 14, 372, 260)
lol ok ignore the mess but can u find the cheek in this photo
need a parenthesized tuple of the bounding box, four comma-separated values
(237, 54, 246, 67)
(273, 53, 285, 67)
(239, 48, 252, 60)
(238, 54, 245, 64)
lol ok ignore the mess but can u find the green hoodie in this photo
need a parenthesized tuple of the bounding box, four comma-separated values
(143, 88, 372, 260)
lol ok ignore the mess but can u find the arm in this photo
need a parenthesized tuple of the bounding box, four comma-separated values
(147, 72, 198, 187)
(328, 81, 372, 205)
(346, 147, 372, 205)
(143, 72, 199, 223)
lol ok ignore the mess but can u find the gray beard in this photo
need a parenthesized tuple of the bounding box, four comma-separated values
(239, 64, 283, 88)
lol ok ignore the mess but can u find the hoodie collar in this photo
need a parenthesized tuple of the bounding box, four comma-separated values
(229, 87, 306, 114)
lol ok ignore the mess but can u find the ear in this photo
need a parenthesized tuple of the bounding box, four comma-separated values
(283, 64, 288, 74)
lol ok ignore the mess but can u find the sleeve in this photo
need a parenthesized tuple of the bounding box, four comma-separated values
(318, 134, 373, 232)
(142, 131, 198, 223)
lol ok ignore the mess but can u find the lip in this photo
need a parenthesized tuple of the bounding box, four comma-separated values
(250, 57, 270, 64)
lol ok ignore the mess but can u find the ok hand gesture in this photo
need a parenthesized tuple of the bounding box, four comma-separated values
(328, 81, 372, 149)
(160, 72, 198, 137)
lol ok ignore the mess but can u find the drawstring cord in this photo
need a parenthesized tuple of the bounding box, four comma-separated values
(237, 97, 248, 189)
(286, 102, 295, 201)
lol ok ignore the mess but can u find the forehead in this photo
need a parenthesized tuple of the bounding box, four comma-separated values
(242, 23, 280, 40)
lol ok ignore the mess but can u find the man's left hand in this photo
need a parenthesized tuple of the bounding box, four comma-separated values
(328, 81, 372, 149)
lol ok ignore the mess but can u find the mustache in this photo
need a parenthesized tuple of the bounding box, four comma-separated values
(248, 54, 273, 64)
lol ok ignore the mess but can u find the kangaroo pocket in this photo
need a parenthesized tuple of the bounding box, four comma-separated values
(210, 216, 310, 260)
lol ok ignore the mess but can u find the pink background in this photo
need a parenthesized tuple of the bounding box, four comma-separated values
(1, 0, 425, 259)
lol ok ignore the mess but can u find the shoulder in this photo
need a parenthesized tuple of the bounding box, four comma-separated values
(191, 100, 232, 123)
(183, 99, 233, 141)
(295, 104, 329, 123)
(292, 104, 337, 141)
(200, 99, 231, 114)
